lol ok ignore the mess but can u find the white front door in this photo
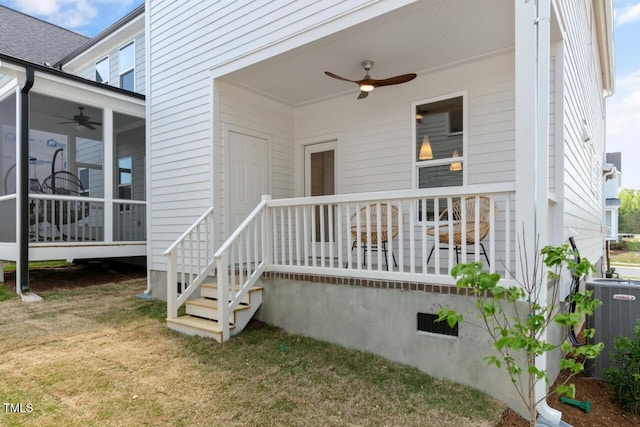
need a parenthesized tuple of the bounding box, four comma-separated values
(229, 130, 269, 231)
(304, 141, 336, 255)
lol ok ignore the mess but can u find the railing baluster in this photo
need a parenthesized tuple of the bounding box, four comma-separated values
(409, 199, 415, 274)
(295, 206, 300, 266)
(337, 204, 343, 269)
(328, 204, 334, 269)
(365, 204, 371, 271)
(303, 206, 309, 267)
(355, 202, 361, 270)
(280, 207, 285, 265)
(346, 203, 352, 269)
(320, 203, 326, 268)
(376, 202, 382, 271)
(505, 194, 512, 279)
(397, 201, 404, 273)
(272, 208, 278, 265)
(287, 207, 293, 267)
(421, 199, 427, 274)
(489, 195, 496, 273)
(311, 205, 317, 267)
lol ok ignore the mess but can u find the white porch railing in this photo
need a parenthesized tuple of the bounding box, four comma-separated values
(29, 194, 103, 242)
(164, 183, 517, 341)
(24, 195, 147, 243)
(165, 207, 215, 319)
(267, 183, 516, 284)
(213, 197, 270, 341)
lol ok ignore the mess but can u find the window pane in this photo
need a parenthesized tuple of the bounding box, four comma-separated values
(416, 96, 463, 161)
(96, 58, 108, 83)
(418, 165, 463, 189)
(120, 70, 134, 91)
(119, 43, 134, 72)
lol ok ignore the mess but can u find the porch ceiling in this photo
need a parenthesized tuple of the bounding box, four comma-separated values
(224, 0, 516, 106)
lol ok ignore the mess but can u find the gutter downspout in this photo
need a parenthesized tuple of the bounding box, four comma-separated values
(533, 1, 563, 425)
(19, 66, 34, 293)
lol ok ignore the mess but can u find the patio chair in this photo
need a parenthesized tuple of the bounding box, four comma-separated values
(348, 203, 398, 270)
(426, 196, 492, 266)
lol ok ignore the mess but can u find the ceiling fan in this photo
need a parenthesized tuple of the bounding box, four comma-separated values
(56, 106, 102, 130)
(324, 60, 417, 100)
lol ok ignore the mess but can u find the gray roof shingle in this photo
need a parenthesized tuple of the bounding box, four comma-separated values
(0, 5, 89, 65)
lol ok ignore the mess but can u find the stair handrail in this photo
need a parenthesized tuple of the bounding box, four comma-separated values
(214, 196, 270, 341)
(165, 206, 215, 319)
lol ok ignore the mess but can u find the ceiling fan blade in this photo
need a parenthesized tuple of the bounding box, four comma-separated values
(56, 121, 76, 125)
(357, 91, 369, 100)
(84, 123, 96, 130)
(324, 71, 359, 84)
(88, 121, 102, 126)
(371, 73, 417, 87)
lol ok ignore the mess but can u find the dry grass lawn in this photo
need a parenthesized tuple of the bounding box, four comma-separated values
(0, 279, 504, 426)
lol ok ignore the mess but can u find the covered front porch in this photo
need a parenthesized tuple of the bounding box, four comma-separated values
(0, 59, 146, 294)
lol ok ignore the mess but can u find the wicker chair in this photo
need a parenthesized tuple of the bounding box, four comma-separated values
(426, 196, 492, 266)
(349, 203, 399, 270)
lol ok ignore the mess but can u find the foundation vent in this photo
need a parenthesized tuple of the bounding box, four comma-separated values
(417, 312, 458, 336)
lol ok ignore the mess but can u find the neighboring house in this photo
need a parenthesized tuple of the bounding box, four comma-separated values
(149, 0, 614, 419)
(0, 5, 145, 292)
(604, 152, 621, 242)
(56, 5, 146, 95)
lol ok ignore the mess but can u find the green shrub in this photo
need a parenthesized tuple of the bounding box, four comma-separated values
(604, 320, 640, 414)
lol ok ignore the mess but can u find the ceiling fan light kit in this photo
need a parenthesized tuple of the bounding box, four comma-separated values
(324, 60, 416, 99)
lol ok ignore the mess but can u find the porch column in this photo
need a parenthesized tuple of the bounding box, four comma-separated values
(104, 108, 114, 243)
(17, 67, 35, 294)
(515, 0, 551, 418)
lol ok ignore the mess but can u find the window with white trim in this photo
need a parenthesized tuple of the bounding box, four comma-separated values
(119, 42, 135, 91)
(95, 57, 108, 84)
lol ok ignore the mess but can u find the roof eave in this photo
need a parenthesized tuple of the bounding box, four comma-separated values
(54, 3, 144, 67)
(0, 53, 144, 100)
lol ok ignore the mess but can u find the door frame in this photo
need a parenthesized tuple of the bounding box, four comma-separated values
(303, 140, 337, 197)
(303, 140, 337, 256)
(223, 124, 272, 238)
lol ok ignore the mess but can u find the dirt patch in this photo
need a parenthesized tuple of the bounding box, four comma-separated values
(3, 262, 146, 293)
(496, 369, 640, 426)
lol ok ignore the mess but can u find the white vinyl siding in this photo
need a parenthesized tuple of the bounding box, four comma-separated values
(556, 1, 607, 264)
(147, 0, 412, 269)
(295, 53, 515, 194)
(215, 82, 295, 245)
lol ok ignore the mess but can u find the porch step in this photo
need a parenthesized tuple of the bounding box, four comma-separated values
(166, 316, 235, 343)
(185, 297, 249, 323)
(200, 283, 263, 304)
(167, 283, 263, 343)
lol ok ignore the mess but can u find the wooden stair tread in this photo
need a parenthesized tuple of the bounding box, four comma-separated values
(186, 297, 250, 311)
(201, 283, 264, 292)
(166, 315, 235, 332)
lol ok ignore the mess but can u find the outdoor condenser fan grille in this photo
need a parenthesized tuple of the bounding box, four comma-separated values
(585, 278, 640, 379)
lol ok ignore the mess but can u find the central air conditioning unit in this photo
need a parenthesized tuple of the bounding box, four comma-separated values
(585, 278, 640, 379)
